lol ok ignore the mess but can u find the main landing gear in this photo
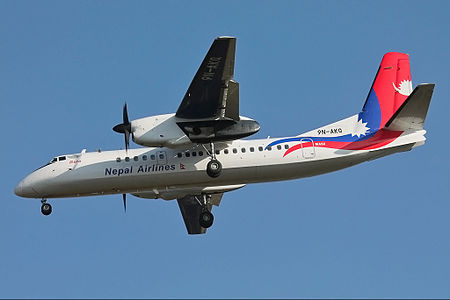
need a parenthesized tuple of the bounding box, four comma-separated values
(205, 142, 222, 178)
(197, 194, 214, 228)
(199, 210, 214, 228)
(41, 199, 52, 216)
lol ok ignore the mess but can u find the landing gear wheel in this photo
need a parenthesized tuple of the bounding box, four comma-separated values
(199, 211, 214, 228)
(41, 203, 52, 216)
(206, 159, 222, 178)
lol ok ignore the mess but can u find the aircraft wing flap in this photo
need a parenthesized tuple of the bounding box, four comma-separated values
(176, 37, 238, 120)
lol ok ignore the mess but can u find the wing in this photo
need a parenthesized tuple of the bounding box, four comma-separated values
(177, 193, 223, 234)
(176, 37, 239, 121)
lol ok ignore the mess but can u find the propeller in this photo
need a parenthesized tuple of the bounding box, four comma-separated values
(113, 104, 130, 212)
(122, 193, 127, 212)
(113, 103, 132, 151)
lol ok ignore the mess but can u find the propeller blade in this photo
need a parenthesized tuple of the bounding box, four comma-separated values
(124, 129, 130, 152)
(123, 103, 129, 125)
(122, 193, 127, 212)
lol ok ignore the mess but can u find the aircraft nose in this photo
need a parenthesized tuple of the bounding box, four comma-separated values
(14, 178, 38, 198)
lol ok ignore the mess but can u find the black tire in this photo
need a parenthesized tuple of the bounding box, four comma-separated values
(199, 211, 214, 228)
(206, 159, 222, 178)
(41, 203, 52, 216)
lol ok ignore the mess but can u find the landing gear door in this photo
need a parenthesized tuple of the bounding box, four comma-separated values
(300, 138, 315, 159)
(157, 151, 167, 165)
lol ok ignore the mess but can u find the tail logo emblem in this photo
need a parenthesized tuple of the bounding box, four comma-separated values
(393, 80, 413, 96)
(352, 118, 370, 138)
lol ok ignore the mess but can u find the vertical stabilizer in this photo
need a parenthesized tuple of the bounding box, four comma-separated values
(360, 52, 412, 132)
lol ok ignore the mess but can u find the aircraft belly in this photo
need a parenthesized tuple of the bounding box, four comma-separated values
(216, 143, 414, 185)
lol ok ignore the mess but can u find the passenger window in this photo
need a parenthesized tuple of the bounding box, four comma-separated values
(267, 146, 272, 151)
(133, 156, 139, 161)
(241, 148, 246, 153)
(192, 151, 197, 157)
(199, 151, 203, 156)
(125, 157, 130, 162)
(250, 147, 255, 152)
(277, 145, 282, 150)
(215, 150, 220, 155)
(150, 155, 156, 160)
(177, 153, 182, 158)
(285, 144, 289, 149)
(143, 155, 148, 161)
(159, 154, 164, 159)
(224, 149, 229, 154)
(185, 152, 190, 157)
(116, 157, 121, 162)
(258, 146, 263, 151)
(233, 148, 237, 154)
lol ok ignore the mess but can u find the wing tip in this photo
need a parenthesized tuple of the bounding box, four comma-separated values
(217, 36, 236, 40)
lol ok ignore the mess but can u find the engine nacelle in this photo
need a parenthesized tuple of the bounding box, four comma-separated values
(132, 114, 191, 148)
(131, 113, 260, 148)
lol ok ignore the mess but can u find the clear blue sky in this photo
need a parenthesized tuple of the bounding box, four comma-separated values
(1, 1, 449, 298)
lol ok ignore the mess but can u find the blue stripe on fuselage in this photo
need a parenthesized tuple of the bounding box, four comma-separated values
(267, 89, 382, 148)
(266, 132, 377, 148)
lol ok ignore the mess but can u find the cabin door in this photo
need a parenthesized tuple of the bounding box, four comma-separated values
(300, 138, 315, 159)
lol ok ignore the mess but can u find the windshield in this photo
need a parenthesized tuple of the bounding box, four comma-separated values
(34, 156, 64, 171)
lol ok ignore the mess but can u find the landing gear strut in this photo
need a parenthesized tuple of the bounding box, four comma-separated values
(41, 199, 52, 216)
(196, 195, 214, 228)
(205, 142, 222, 178)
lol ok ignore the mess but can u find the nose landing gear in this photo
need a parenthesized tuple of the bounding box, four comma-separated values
(41, 199, 52, 216)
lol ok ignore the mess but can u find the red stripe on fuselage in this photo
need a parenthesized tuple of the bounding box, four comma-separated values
(283, 130, 403, 157)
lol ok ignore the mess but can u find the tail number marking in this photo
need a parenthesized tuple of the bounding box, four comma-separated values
(317, 128, 342, 135)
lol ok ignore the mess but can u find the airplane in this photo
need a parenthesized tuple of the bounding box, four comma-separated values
(14, 37, 434, 234)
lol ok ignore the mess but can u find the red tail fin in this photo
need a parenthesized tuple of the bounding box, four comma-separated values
(361, 52, 412, 131)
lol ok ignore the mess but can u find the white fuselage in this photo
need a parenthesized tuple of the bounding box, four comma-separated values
(15, 128, 426, 201)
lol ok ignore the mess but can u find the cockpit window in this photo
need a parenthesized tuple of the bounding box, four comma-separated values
(58, 156, 66, 161)
(35, 157, 56, 171)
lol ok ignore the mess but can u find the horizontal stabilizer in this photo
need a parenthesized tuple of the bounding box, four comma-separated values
(385, 83, 434, 131)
